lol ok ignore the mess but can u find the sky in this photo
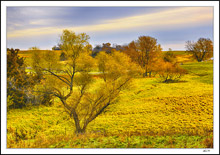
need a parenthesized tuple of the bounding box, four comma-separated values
(6, 6, 213, 51)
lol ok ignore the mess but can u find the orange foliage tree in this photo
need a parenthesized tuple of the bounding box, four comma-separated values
(123, 36, 162, 77)
(155, 60, 187, 83)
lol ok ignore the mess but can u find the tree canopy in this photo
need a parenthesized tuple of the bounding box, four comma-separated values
(185, 38, 213, 62)
(124, 36, 162, 77)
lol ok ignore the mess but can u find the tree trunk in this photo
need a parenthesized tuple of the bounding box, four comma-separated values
(75, 127, 86, 134)
(143, 72, 148, 77)
(143, 68, 148, 77)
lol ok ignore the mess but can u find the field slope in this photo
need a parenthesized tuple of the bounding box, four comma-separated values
(7, 58, 213, 148)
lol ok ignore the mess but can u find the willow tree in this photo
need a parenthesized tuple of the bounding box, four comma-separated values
(32, 30, 141, 134)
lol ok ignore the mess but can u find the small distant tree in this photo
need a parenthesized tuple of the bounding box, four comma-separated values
(60, 51, 67, 61)
(102, 43, 112, 54)
(185, 38, 213, 62)
(113, 44, 124, 51)
(15, 48, 20, 52)
(52, 46, 56, 50)
(29, 46, 39, 51)
(92, 45, 102, 57)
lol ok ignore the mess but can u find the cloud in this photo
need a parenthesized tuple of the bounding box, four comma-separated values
(7, 27, 62, 38)
(29, 19, 59, 25)
(72, 7, 213, 32)
(7, 7, 213, 38)
(29, 19, 48, 25)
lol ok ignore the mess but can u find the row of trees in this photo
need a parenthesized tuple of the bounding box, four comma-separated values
(53, 37, 213, 64)
(54, 35, 188, 82)
(92, 43, 124, 57)
(90, 37, 213, 82)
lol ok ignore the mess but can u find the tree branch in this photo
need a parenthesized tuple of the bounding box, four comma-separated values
(43, 68, 71, 86)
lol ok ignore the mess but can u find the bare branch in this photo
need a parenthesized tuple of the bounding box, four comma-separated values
(43, 68, 71, 86)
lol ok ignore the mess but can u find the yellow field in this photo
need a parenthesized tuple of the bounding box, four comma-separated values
(7, 60, 213, 148)
(7, 48, 214, 148)
(87, 75, 213, 136)
(176, 54, 194, 63)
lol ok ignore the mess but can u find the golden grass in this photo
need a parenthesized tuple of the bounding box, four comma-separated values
(6, 58, 213, 148)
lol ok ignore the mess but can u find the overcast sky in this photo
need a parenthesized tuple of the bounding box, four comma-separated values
(7, 6, 213, 50)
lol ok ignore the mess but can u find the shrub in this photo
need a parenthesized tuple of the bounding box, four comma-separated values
(163, 51, 177, 63)
(156, 61, 186, 83)
(202, 137, 213, 148)
(7, 48, 37, 108)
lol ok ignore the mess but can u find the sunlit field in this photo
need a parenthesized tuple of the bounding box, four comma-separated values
(7, 51, 213, 148)
(5, 4, 216, 151)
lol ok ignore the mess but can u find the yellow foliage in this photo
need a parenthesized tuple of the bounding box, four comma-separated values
(76, 52, 95, 72)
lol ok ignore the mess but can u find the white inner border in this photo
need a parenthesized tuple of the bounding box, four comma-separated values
(1, 1, 219, 154)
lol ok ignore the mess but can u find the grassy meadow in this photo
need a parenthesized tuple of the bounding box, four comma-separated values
(7, 50, 213, 148)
